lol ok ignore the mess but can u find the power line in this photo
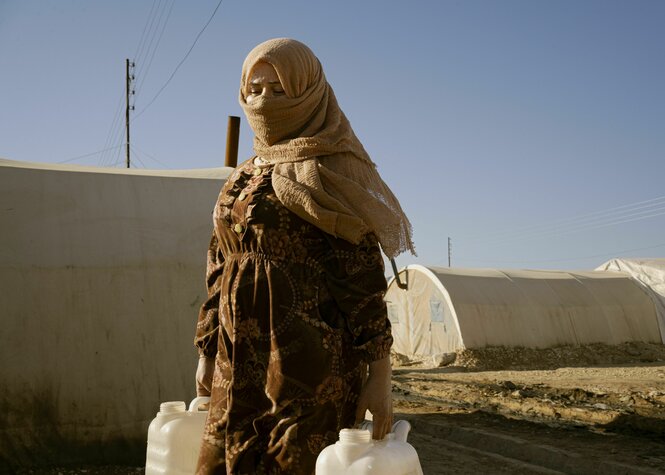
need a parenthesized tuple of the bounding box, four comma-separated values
(134, 0, 224, 120)
(97, 0, 221, 169)
(461, 241, 665, 266)
(134, 0, 176, 98)
(482, 206, 665, 248)
(131, 143, 171, 168)
(130, 146, 148, 168)
(468, 195, 665, 243)
(110, 129, 126, 167)
(466, 195, 665, 248)
(133, 0, 164, 64)
(99, 0, 167, 167)
(107, 159, 127, 168)
(58, 144, 125, 164)
(98, 90, 126, 167)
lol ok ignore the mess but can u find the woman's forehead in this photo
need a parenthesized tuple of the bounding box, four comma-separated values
(248, 62, 280, 82)
(241, 39, 324, 98)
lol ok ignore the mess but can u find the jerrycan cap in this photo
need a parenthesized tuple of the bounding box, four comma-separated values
(339, 428, 371, 444)
(159, 401, 186, 414)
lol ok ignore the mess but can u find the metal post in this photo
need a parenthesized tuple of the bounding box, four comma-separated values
(225, 116, 240, 168)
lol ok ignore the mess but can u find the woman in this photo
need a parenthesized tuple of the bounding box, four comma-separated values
(194, 38, 415, 475)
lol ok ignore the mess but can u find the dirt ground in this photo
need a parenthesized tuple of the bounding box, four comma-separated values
(14, 343, 665, 474)
(392, 342, 665, 432)
(392, 342, 665, 474)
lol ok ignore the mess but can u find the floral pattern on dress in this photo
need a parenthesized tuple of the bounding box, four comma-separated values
(194, 158, 392, 475)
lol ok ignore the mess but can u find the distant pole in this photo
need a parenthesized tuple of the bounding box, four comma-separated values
(225, 116, 240, 168)
(448, 237, 451, 267)
(125, 59, 135, 168)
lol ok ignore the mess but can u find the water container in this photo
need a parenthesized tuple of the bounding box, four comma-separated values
(145, 396, 210, 475)
(315, 420, 423, 475)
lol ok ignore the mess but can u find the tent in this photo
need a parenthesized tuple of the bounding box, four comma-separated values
(385, 265, 662, 358)
(0, 158, 231, 466)
(596, 258, 665, 343)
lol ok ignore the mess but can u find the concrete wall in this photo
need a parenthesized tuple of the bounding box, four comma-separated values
(0, 159, 231, 469)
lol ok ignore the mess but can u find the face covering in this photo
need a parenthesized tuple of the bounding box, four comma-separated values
(239, 38, 415, 259)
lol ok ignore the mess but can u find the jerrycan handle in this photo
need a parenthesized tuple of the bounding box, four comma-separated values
(358, 419, 412, 442)
(391, 420, 411, 442)
(189, 396, 211, 412)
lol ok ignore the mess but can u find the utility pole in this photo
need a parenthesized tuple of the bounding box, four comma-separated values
(125, 59, 136, 168)
(448, 237, 452, 267)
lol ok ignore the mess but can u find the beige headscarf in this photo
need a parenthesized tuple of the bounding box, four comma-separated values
(239, 38, 415, 258)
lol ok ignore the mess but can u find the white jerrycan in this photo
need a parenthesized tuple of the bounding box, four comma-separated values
(145, 396, 210, 475)
(315, 420, 423, 475)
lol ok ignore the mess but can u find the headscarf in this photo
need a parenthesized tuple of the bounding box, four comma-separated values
(239, 38, 415, 259)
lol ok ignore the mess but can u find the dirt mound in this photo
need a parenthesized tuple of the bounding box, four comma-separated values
(452, 342, 665, 371)
(392, 342, 665, 371)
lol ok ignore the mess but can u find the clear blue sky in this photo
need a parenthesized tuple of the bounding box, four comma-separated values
(1, 0, 664, 271)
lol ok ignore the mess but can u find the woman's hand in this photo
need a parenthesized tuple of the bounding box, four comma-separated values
(354, 356, 393, 440)
(196, 355, 215, 397)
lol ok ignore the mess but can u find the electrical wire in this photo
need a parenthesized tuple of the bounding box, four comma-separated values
(133, 0, 164, 66)
(134, 0, 176, 99)
(99, 0, 167, 167)
(466, 195, 665, 248)
(459, 241, 665, 266)
(467, 195, 665, 243)
(117, 0, 175, 169)
(134, 0, 168, 79)
(133, 0, 159, 59)
(106, 159, 127, 168)
(482, 207, 665, 248)
(98, 90, 127, 167)
(133, 0, 224, 120)
(110, 130, 126, 167)
(102, 109, 129, 167)
(131, 143, 171, 168)
(130, 146, 148, 168)
(58, 144, 125, 164)
(96, 0, 221, 168)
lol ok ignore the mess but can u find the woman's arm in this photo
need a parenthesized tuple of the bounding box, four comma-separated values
(196, 355, 215, 397)
(194, 232, 225, 396)
(323, 233, 393, 439)
(355, 355, 392, 440)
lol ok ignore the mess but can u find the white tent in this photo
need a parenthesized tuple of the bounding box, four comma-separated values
(596, 258, 665, 343)
(385, 265, 662, 358)
(0, 158, 231, 464)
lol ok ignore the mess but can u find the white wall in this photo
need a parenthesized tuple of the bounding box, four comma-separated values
(0, 159, 230, 469)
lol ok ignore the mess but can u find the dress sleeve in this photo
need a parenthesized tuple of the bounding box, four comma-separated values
(194, 232, 225, 358)
(323, 233, 393, 363)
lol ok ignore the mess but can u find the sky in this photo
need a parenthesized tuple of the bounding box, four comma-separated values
(1, 0, 664, 272)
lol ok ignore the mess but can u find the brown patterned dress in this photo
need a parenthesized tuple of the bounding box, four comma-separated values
(194, 158, 393, 475)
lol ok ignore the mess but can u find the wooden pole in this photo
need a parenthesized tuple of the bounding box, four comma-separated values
(125, 59, 131, 168)
(225, 116, 240, 168)
(448, 237, 451, 267)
